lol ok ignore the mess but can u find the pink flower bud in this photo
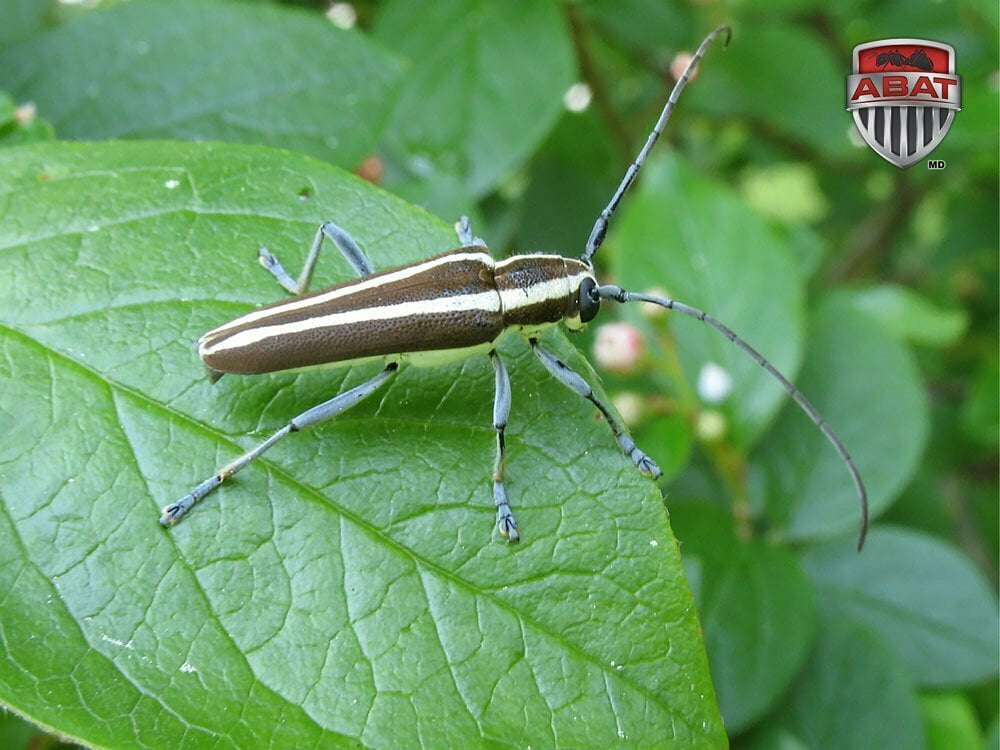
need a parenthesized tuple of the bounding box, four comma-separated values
(593, 322, 644, 374)
(671, 53, 697, 82)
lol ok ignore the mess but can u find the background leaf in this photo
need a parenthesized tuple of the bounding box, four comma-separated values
(0, 0, 402, 168)
(920, 692, 983, 750)
(0, 709, 43, 749)
(757, 294, 929, 541)
(686, 24, 857, 161)
(0, 140, 724, 747)
(780, 618, 925, 750)
(0, 0, 51, 47)
(849, 284, 969, 347)
(372, 0, 575, 201)
(702, 544, 815, 732)
(802, 527, 999, 687)
(669, 503, 816, 732)
(612, 153, 805, 447)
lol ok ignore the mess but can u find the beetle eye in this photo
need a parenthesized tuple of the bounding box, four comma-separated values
(578, 277, 600, 323)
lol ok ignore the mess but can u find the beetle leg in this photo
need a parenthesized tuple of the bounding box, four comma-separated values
(530, 339, 661, 479)
(489, 350, 518, 541)
(259, 220, 374, 295)
(455, 216, 487, 249)
(160, 363, 398, 526)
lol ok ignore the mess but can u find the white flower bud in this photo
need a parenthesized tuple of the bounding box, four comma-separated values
(697, 362, 733, 404)
(326, 3, 357, 29)
(563, 82, 592, 112)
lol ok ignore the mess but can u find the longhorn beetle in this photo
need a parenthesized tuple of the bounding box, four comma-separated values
(161, 26, 869, 549)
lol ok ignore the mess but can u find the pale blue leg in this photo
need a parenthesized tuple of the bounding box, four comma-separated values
(529, 340, 661, 478)
(489, 350, 518, 541)
(160, 363, 398, 526)
(259, 220, 374, 295)
(455, 216, 487, 248)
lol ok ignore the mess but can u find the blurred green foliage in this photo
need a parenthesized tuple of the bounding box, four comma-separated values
(0, 0, 996, 747)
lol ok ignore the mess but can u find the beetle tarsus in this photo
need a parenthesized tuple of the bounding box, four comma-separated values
(159, 498, 190, 526)
(634, 451, 662, 479)
(498, 513, 520, 542)
(494, 481, 519, 541)
(160, 475, 221, 526)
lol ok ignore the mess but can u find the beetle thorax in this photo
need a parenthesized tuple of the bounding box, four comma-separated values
(494, 255, 598, 332)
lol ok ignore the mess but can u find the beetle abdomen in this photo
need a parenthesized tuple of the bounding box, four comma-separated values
(200, 248, 504, 374)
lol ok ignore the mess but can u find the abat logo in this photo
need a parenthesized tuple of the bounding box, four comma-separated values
(846, 39, 961, 168)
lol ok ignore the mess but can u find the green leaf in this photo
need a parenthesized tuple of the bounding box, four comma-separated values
(961, 354, 999, 449)
(0, 0, 402, 168)
(0, 141, 724, 747)
(0, 708, 43, 749)
(612, 153, 805, 446)
(920, 692, 983, 750)
(669, 503, 815, 733)
(520, 110, 619, 256)
(740, 725, 811, 750)
(802, 527, 999, 688)
(849, 285, 969, 348)
(782, 618, 925, 750)
(632, 412, 693, 484)
(0, 0, 52, 47)
(687, 24, 858, 161)
(575, 0, 694, 52)
(757, 294, 928, 542)
(373, 0, 575, 198)
(739, 163, 829, 225)
(700, 542, 815, 733)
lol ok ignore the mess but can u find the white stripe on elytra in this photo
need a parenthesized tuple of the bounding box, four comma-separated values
(201, 290, 502, 356)
(208, 251, 495, 336)
(498, 271, 592, 312)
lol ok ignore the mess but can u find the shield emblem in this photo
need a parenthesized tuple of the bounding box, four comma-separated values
(846, 39, 961, 168)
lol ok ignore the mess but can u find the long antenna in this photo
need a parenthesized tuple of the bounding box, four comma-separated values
(596, 284, 870, 550)
(581, 25, 731, 265)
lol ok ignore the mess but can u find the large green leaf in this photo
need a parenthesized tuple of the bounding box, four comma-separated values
(372, 0, 575, 199)
(0, 0, 401, 168)
(0, 141, 724, 747)
(803, 527, 999, 687)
